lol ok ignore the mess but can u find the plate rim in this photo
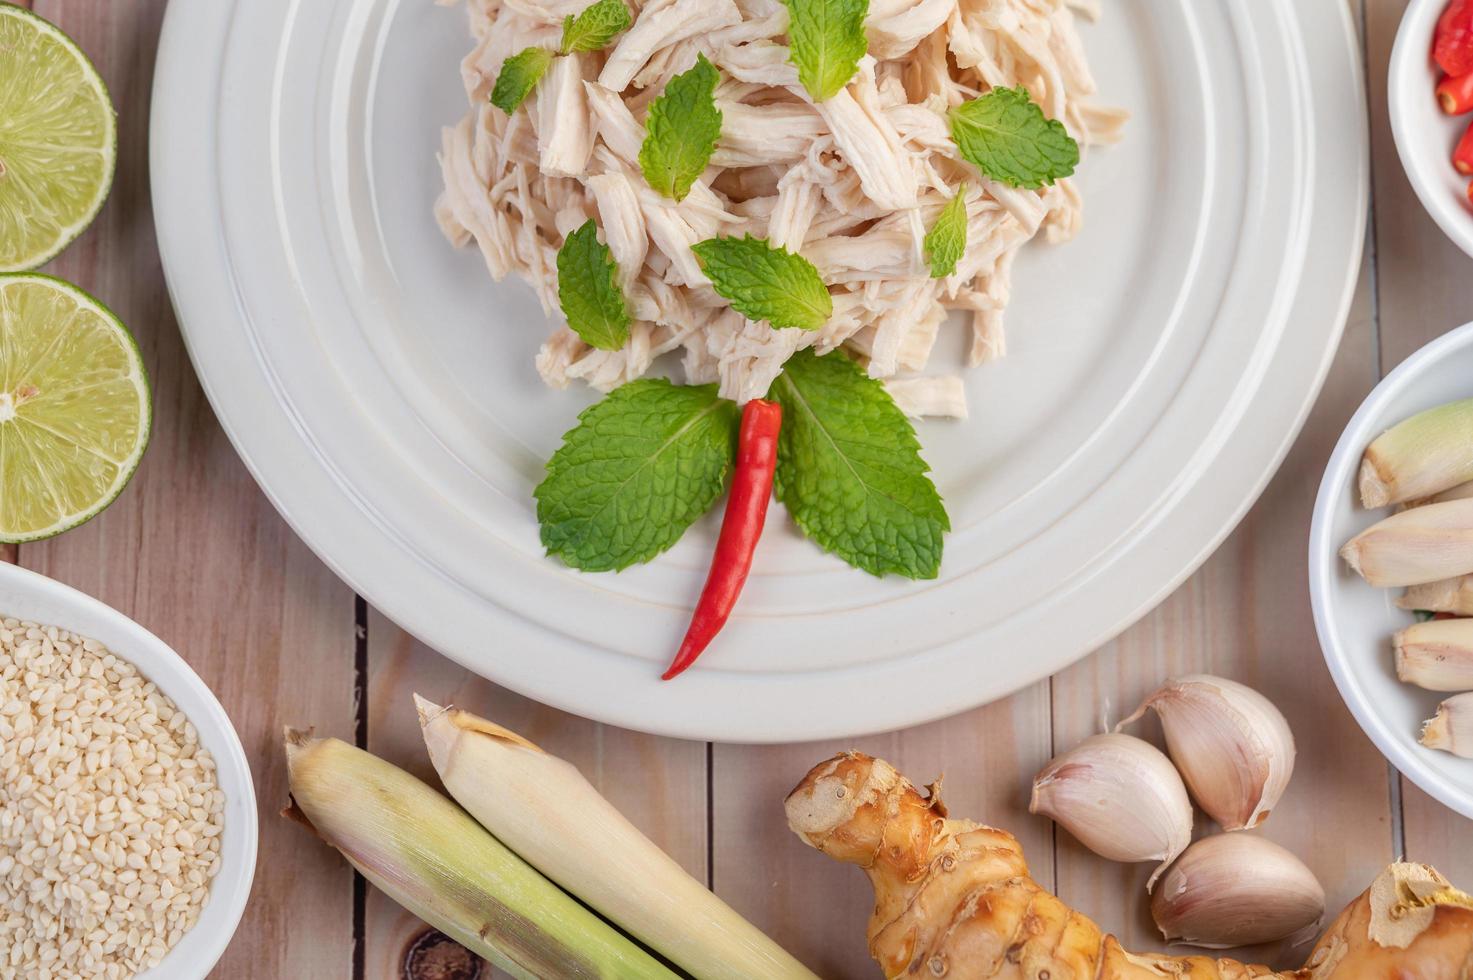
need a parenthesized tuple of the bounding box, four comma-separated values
(150, 0, 1370, 743)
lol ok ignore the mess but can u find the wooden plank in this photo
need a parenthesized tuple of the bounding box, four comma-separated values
(710, 685, 1054, 978)
(361, 607, 710, 978)
(20, 3, 360, 977)
(1364, 0, 1473, 887)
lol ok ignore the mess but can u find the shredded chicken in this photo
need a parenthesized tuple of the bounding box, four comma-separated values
(437, 0, 1123, 415)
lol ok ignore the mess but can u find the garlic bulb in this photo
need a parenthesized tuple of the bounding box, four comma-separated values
(1151, 834, 1325, 948)
(1119, 674, 1295, 831)
(1029, 733, 1192, 887)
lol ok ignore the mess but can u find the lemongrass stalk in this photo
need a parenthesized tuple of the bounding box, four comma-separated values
(1340, 499, 1473, 587)
(1360, 399, 1473, 507)
(284, 730, 677, 980)
(1421, 693, 1473, 758)
(1395, 619, 1473, 691)
(416, 697, 819, 980)
(1398, 576, 1473, 615)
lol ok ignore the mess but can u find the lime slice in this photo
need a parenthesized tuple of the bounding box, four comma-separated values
(0, 274, 150, 541)
(0, 7, 117, 272)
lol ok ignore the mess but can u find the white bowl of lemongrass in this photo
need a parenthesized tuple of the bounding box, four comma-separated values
(1311, 321, 1473, 819)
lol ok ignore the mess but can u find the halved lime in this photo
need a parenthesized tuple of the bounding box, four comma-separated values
(0, 6, 117, 272)
(0, 274, 150, 541)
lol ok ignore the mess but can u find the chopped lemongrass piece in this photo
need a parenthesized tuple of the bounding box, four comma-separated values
(1340, 499, 1473, 587)
(284, 730, 677, 980)
(1406, 479, 1473, 509)
(1398, 575, 1473, 615)
(1395, 619, 1473, 691)
(1360, 399, 1473, 507)
(416, 698, 819, 980)
(1421, 693, 1473, 758)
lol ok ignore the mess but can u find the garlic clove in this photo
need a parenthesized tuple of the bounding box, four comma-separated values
(1340, 499, 1473, 588)
(1119, 674, 1295, 832)
(1421, 693, 1473, 758)
(1029, 733, 1192, 889)
(1395, 619, 1473, 691)
(1151, 833, 1325, 948)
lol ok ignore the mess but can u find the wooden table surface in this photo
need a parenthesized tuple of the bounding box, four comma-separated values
(10, 0, 1472, 976)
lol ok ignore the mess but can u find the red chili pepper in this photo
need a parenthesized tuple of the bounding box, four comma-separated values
(662, 398, 781, 680)
(1438, 0, 1473, 77)
(1438, 72, 1473, 114)
(1458, 120, 1473, 174)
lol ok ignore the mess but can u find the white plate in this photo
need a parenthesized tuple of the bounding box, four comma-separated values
(1391, 0, 1473, 258)
(1310, 323, 1473, 820)
(0, 563, 256, 978)
(150, 0, 1367, 742)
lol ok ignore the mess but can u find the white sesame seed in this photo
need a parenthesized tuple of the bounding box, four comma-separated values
(0, 619, 223, 978)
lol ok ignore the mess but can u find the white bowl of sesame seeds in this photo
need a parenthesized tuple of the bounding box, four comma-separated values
(0, 562, 255, 978)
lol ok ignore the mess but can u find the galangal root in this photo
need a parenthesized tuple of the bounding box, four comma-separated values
(786, 753, 1473, 979)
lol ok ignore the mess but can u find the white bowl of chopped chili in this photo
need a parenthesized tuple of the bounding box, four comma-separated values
(1391, 0, 1473, 258)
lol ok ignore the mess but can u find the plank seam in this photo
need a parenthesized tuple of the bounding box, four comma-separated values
(705, 741, 715, 890)
(1047, 673, 1058, 895)
(1359, 0, 1403, 863)
(1360, 0, 1384, 383)
(353, 595, 368, 980)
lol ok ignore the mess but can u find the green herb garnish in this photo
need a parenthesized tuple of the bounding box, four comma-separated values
(771, 350, 948, 578)
(557, 220, 631, 351)
(781, 0, 869, 102)
(949, 86, 1079, 189)
(490, 47, 553, 114)
(639, 54, 723, 202)
(561, 0, 632, 53)
(924, 189, 969, 278)
(536, 381, 740, 571)
(692, 236, 831, 330)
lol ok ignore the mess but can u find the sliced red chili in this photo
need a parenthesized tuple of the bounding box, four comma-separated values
(1458, 120, 1473, 175)
(1438, 72, 1473, 114)
(1438, 0, 1473, 77)
(662, 398, 781, 680)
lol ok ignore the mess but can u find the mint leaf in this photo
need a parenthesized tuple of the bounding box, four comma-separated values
(692, 235, 831, 330)
(949, 86, 1079, 189)
(536, 380, 740, 571)
(557, 219, 631, 350)
(490, 47, 554, 114)
(782, 0, 869, 102)
(639, 54, 722, 202)
(771, 350, 947, 578)
(561, 0, 631, 53)
(924, 189, 968, 278)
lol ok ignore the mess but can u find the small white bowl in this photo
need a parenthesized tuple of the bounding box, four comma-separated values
(1390, 0, 1473, 257)
(1310, 322, 1473, 820)
(0, 562, 257, 977)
